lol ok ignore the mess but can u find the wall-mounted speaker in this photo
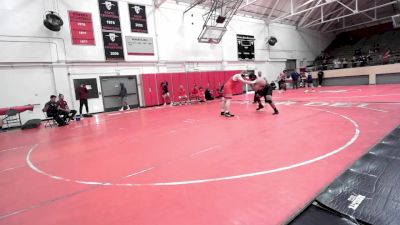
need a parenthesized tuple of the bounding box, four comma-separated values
(267, 36, 278, 46)
(43, 11, 63, 32)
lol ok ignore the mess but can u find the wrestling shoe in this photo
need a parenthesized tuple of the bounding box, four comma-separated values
(224, 112, 235, 117)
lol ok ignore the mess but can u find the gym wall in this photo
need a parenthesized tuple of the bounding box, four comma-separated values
(0, 0, 334, 123)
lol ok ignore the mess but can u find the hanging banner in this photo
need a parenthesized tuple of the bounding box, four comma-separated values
(128, 4, 148, 33)
(98, 0, 121, 31)
(102, 31, 125, 60)
(68, 11, 95, 45)
(126, 36, 154, 56)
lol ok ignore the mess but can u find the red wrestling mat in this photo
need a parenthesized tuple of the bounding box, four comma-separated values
(1, 84, 400, 225)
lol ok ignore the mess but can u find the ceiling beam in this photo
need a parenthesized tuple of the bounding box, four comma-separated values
(303, 1, 397, 28)
(238, 0, 260, 10)
(324, 15, 393, 33)
(300, 5, 351, 28)
(337, 0, 355, 13)
(266, 0, 281, 21)
(272, 0, 339, 23)
(297, 0, 322, 26)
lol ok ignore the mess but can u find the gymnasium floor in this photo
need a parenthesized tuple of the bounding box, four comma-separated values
(1, 84, 400, 225)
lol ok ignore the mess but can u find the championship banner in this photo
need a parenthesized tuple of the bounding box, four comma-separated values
(68, 11, 95, 45)
(126, 36, 154, 56)
(237, 34, 255, 60)
(102, 31, 125, 60)
(98, 0, 121, 31)
(128, 4, 148, 33)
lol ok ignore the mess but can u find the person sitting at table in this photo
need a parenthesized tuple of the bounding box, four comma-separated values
(57, 94, 77, 120)
(43, 95, 68, 126)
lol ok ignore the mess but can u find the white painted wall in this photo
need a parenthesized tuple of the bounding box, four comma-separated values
(0, 0, 335, 123)
(0, 67, 56, 123)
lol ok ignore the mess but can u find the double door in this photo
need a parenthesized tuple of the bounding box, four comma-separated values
(100, 76, 140, 111)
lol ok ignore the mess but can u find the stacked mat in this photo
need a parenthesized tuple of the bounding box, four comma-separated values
(288, 125, 400, 225)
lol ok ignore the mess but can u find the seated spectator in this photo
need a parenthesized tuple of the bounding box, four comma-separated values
(198, 87, 206, 102)
(177, 85, 188, 105)
(205, 86, 214, 101)
(333, 58, 341, 69)
(190, 84, 200, 101)
(383, 50, 392, 64)
(351, 56, 357, 67)
(342, 58, 348, 68)
(57, 94, 77, 120)
(43, 95, 68, 126)
(360, 55, 368, 67)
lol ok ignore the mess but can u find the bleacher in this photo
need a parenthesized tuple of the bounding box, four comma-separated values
(312, 23, 400, 71)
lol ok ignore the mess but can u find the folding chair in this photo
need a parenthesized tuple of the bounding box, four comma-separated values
(42, 112, 56, 128)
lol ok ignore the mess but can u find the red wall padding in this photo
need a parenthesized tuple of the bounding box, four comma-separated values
(207, 72, 216, 91)
(142, 70, 245, 106)
(186, 72, 196, 95)
(142, 74, 159, 107)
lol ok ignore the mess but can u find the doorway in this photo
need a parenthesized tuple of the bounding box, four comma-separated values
(285, 59, 297, 77)
(100, 76, 140, 112)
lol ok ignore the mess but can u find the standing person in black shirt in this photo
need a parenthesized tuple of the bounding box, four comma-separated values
(76, 84, 90, 116)
(161, 80, 172, 106)
(317, 70, 324, 87)
(119, 83, 129, 111)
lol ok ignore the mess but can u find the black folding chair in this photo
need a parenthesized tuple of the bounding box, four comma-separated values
(42, 110, 58, 128)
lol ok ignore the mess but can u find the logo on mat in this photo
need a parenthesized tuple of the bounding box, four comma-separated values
(348, 194, 366, 210)
(102, 1, 115, 10)
(132, 6, 143, 14)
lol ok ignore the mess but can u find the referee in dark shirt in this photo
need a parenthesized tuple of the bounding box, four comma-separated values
(76, 84, 89, 115)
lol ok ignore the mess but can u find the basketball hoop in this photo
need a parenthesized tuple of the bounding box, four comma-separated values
(198, 26, 226, 44)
